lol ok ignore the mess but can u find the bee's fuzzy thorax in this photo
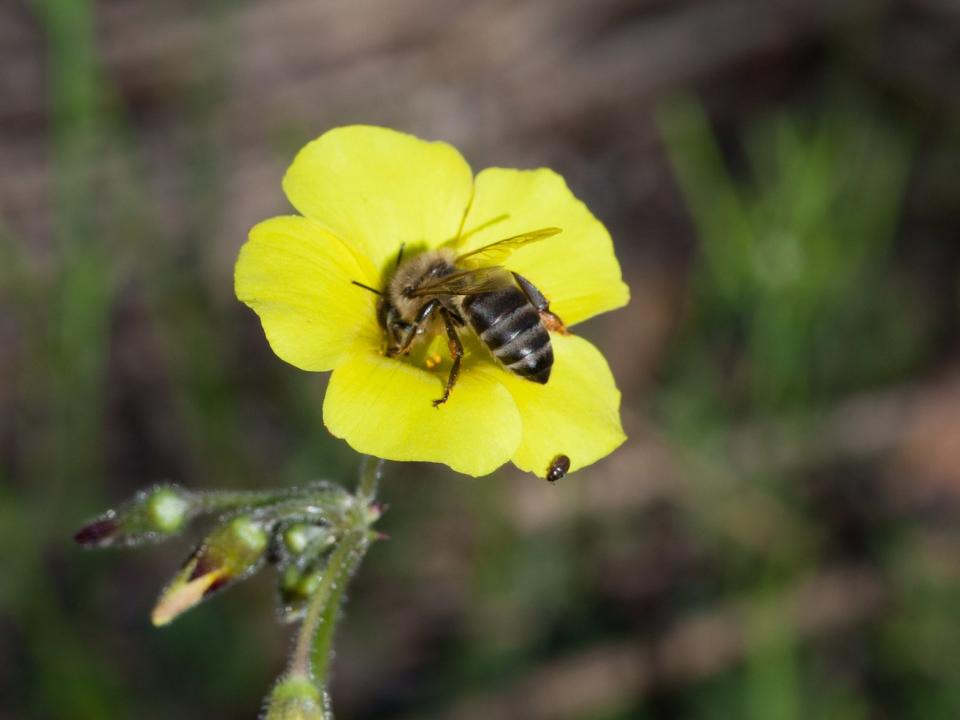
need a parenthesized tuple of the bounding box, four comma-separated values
(385, 248, 457, 322)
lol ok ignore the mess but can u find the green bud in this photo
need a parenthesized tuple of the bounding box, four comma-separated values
(278, 560, 325, 623)
(147, 488, 191, 533)
(282, 563, 324, 599)
(282, 524, 310, 555)
(74, 485, 195, 548)
(263, 675, 325, 720)
(152, 514, 269, 626)
(229, 516, 270, 554)
(282, 523, 335, 557)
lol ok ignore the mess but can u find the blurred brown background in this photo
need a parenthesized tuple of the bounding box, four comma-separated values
(2, 0, 960, 718)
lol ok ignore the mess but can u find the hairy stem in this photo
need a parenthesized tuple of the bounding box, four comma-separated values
(356, 456, 383, 505)
(289, 529, 370, 679)
(286, 458, 383, 717)
(196, 481, 349, 516)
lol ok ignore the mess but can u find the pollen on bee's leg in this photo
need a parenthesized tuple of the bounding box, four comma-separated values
(540, 310, 569, 335)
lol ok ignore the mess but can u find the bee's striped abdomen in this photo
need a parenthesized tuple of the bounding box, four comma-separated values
(464, 288, 553, 384)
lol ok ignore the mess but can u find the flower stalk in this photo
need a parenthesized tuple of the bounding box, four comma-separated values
(76, 460, 384, 720)
(285, 457, 383, 718)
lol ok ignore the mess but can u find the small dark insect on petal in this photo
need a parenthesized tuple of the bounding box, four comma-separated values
(546, 454, 570, 482)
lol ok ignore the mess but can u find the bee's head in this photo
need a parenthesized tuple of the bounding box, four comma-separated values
(378, 299, 413, 356)
(351, 279, 404, 354)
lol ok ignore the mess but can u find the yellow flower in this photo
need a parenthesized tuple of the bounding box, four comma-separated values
(235, 126, 628, 477)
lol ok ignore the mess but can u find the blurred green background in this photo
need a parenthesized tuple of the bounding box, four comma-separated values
(3, 1, 960, 718)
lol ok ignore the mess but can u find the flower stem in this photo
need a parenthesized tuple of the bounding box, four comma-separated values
(356, 456, 383, 505)
(289, 529, 370, 677)
(196, 481, 348, 516)
(287, 458, 383, 718)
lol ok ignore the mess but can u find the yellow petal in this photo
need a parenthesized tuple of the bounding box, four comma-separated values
(235, 215, 380, 372)
(502, 334, 625, 476)
(460, 168, 629, 325)
(283, 125, 474, 276)
(323, 349, 521, 477)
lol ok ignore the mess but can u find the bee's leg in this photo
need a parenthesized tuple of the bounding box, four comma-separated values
(440, 298, 466, 326)
(394, 299, 439, 355)
(512, 272, 569, 335)
(433, 310, 463, 407)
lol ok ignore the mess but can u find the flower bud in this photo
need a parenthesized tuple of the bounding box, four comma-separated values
(263, 675, 325, 720)
(152, 515, 269, 626)
(75, 485, 194, 548)
(281, 523, 334, 557)
(278, 561, 325, 623)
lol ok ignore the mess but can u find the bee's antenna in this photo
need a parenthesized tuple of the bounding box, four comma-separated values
(395, 243, 406, 269)
(351, 280, 383, 296)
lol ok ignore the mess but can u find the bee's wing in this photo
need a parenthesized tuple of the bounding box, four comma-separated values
(410, 266, 516, 297)
(455, 227, 562, 267)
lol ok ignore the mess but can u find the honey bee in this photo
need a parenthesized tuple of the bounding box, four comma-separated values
(352, 227, 569, 406)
